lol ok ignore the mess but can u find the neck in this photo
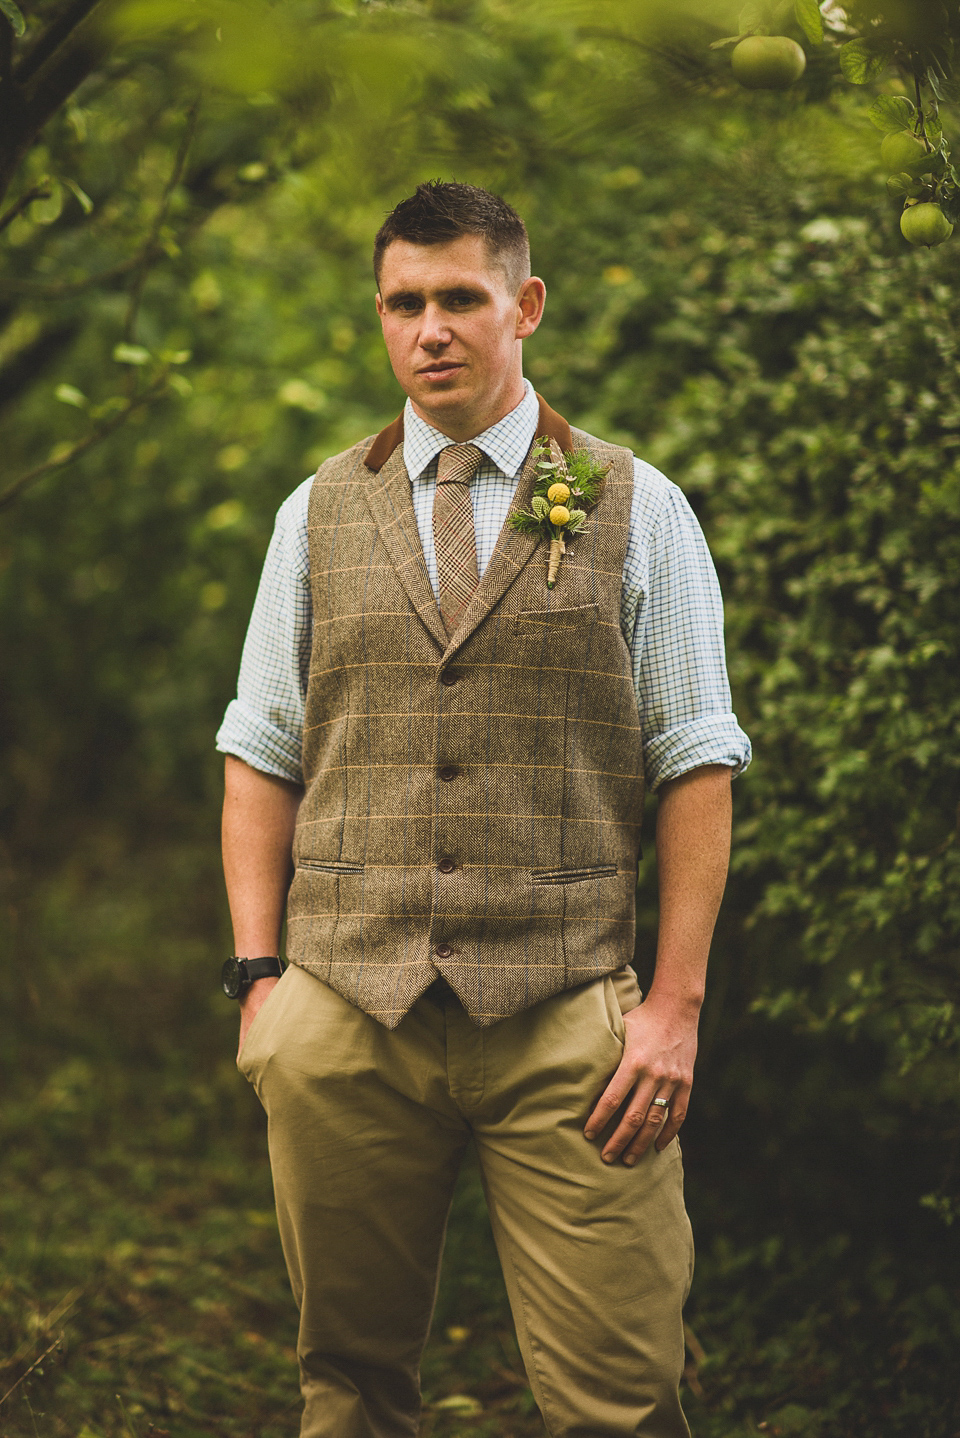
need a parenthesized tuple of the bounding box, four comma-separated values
(409, 373, 527, 443)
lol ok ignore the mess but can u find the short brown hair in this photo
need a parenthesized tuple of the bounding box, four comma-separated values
(374, 181, 531, 293)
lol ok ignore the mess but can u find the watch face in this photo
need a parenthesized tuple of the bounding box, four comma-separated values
(221, 957, 243, 999)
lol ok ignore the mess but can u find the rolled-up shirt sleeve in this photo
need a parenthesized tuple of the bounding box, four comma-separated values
(623, 459, 751, 791)
(215, 478, 313, 784)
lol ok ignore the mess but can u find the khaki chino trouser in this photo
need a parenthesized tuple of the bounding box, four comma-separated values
(238, 962, 694, 1438)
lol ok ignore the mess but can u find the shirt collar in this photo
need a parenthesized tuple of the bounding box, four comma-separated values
(403, 378, 539, 482)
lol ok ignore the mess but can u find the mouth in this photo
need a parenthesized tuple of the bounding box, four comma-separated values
(416, 361, 465, 382)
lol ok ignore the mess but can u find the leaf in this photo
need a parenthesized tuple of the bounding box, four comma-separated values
(885, 173, 912, 198)
(30, 182, 64, 225)
(709, 35, 746, 50)
(508, 511, 541, 533)
(55, 384, 88, 408)
(939, 186, 960, 224)
(0, 0, 25, 37)
(868, 95, 916, 134)
(112, 343, 151, 365)
(925, 111, 944, 145)
(738, 3, 770, 36)
(793, 0, 822, 46)
(839, 39, 892, 85)
(434, 1394, 482, 1415)
(927, 68, 960, 104)
(62, 178, 95, 215)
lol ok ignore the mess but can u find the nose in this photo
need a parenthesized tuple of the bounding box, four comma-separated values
(419, 302, 452, 351)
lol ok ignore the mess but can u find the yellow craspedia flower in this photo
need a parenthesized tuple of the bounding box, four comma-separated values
(547, 481, 570, 504)
(549, 504, 571, 527)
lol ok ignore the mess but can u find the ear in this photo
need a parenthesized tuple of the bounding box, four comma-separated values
(375, 291, 385, 320)
(516, 277, 546, 339)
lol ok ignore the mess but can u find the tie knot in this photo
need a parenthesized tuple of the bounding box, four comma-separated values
(436, 443, 483, 487)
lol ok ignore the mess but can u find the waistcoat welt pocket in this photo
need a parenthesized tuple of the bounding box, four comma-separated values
(532, 864, 619, 886)
(297, 858, 365, 875)
(514, 603, 599, 626)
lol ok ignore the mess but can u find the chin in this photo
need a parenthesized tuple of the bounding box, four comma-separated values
(413, 387, 470, 415)
(413, 375, 465, 396)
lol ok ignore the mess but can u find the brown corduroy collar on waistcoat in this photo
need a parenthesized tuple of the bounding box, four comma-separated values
(362, 392, 574, 473)
(284, 397, 645, 1028)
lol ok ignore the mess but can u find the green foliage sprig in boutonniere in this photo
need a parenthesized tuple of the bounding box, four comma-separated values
(510, 438, 610, 587)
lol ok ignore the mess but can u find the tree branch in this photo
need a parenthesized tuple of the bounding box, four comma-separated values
(576, 25, 715, 87)
(0, 323, 80, 413)
(0, 3, 114, 203)
(20, 14, 108, 141)
(0, 244, 163, 297)
(0, 379, 167, 514)
(1, 12, 13, 90)
(124, 97, 200, 342)
(0, 17, 18, 170)
(14, 0, 104, 84)
(0, 181, 53, 233)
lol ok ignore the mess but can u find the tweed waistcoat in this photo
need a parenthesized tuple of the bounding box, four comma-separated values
(285, 396, 644, 1028)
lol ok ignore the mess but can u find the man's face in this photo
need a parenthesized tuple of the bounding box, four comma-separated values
(375, 234, 545, 440)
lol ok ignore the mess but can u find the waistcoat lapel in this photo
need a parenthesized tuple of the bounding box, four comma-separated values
(360, 393, 579, 660)
(441, 438, 541, 656)
(441, 394, 577, 657)
(362, 434, 448, 653)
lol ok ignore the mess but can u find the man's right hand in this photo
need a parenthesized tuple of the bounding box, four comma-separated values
(238, 975, 281, 1059)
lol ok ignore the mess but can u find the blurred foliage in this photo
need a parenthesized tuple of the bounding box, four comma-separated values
(1, 1, 959, 1435)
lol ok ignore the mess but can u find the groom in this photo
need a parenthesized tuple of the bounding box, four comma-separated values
(217, 180, 750, 1437)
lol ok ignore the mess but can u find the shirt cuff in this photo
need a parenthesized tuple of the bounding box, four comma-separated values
(215, 700, 304, 785)
(644, 715, 752, 792)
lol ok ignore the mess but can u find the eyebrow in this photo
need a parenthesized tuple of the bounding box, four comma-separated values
(381, 285, 489, 308)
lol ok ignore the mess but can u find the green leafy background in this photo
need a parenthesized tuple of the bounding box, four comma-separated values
(1, 2, 958, 1435)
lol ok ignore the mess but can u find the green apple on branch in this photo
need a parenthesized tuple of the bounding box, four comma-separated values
(900, 201, 954, 246)
(710, 1, 960, 248)
(731, 35, 807, 89)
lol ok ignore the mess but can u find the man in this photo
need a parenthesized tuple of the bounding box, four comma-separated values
(217, 180, 750, 1438)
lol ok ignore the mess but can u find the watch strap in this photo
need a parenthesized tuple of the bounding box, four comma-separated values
(238, 956, 286, 982)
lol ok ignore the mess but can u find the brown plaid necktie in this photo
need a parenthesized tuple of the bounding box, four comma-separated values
(433, 443, 483, 637)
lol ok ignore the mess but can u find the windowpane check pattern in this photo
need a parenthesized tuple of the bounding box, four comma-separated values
(217, 380, 752, 790)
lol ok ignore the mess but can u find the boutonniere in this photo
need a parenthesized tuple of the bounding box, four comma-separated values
(509, 438, 610, 588)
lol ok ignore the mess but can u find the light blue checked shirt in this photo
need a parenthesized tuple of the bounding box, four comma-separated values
(217, 381, 751, 790)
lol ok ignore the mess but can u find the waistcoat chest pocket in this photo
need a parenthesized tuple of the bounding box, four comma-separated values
(513, 603, 600, 628)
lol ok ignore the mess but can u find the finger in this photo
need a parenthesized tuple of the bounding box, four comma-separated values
(599, 1080, 659, 1162)
(620, 1092, 676, 1166)
(583, 1060, 638, 1140)
(654, 1100, 688, 1153)
(623, 1092, 688, 1163)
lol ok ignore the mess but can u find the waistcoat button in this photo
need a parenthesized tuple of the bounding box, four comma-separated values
(438, 765, 459, 782)
(437, 857, 455, 874)
(435, 943, 452, 959)
(440, 671, 459, 687)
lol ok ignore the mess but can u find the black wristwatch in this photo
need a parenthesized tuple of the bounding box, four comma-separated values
(221, 955, 286, 1000)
